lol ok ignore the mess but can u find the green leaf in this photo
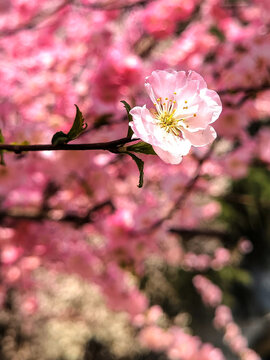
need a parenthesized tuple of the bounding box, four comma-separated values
(125, 152, 144, 188)
(121, 100, 134, 138)
(11, 140, 30, 146)
(51, 105, 87, 146)
(67, 104, 87, 140)
(126, 141, 156, 155)
(51, 131, 70, 146)
(127, 125, 134, 138)
(209, 25, 226, 42)
(0, 129, 5, 166)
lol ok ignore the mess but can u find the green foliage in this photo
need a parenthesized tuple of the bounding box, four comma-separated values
(126, 141, 156, 155)
(218, 266, 251, 286)
(209, 25, 226, 42)
(51, 105, 87, 146)
(125, 152, 144, 188)
(0, 129, 5, 165)
(11, 140, 30, 146)
(219, 166, 270, 267)
(121, 100, 134, 138)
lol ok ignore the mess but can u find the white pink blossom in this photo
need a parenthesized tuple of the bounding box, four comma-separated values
(130, 70, 222, 164)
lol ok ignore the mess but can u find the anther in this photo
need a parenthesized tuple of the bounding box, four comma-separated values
(194, 114, 197, 117)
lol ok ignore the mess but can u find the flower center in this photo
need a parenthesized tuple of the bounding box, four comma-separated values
(153, 95, 197, 136)
(157, 110, 180, 136)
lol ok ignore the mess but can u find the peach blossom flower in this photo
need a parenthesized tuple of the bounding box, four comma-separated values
(130, 70, 222, 164)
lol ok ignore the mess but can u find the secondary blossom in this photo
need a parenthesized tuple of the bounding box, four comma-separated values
(129, 70, 222, 164)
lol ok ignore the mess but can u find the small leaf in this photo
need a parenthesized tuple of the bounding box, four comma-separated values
(67, 104, 88, 140)
(209, 25, 226, 42)
(127, 141, 156, 155)
(125, 152, 144, 188)
(121, 100, 132, 122)
(51, 131, 69, 146)
(121, 100, 134, 138)
(127, 125, 134, 138)
(0, 129, 5, 165)
(51, 105, 87, 145)
(11, 140, 30, 146)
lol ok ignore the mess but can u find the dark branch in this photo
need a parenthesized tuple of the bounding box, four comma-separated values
(0, 137, 138, 154)
(218, 83, 270, 96)
(219, 82, 270, 108)
(0, 200, 115, 226)
(169, 227, 230, 241)
(75, 0, 153, 11)
(135, 143, 215, 235)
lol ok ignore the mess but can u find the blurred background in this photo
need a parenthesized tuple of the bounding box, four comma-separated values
(0, 0, 270, 359)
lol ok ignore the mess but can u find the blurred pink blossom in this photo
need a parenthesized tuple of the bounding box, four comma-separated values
(214, 305, 233, 329)
(193, 275, 222, 307)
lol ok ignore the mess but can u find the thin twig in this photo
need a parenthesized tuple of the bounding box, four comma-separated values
(75, 0, 153, 11)
(169, 227, 230, 241)
(0, 200, 114, 226)
(0, 137, 138, 154)
(218, 83, 270, 96)
(219, 82, 270, 108)
(134, 144, 215, 235)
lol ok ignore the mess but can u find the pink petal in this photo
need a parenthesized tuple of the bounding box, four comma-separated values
(180, 89, 222, 132)
(182, 126, 217, 147)
(153, 133, 191, 164)
(153, 146, 183, 164)
(145, 70, 187, 102)
(200, 88, 222, 124)
(187, 70, 207, 90)
(174, 80, 199, 103)
(129, 106, 155, 144)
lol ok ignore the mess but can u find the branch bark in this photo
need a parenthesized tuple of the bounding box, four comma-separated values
(0, 137, 138, 154)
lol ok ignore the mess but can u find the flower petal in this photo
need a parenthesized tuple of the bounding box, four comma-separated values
(153, 146, 183, 164)
(129, 105, 156, 143)
(200, 88, 222, 124)
(182, 126, 217, 147)
(187, 70, 207, 90)
(179, 88, 222, 132)
(145, 70, 187, 102)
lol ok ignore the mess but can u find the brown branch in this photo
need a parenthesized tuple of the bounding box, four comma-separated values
(218, 83, 270, 96)
(169, 227, 230, 241)
(134, 143, 215, 235)
(0, 137, 138, 154)
(219, 82, 270, 108)
(75, 0, 153, 11)
(0, 200, 115, 226)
